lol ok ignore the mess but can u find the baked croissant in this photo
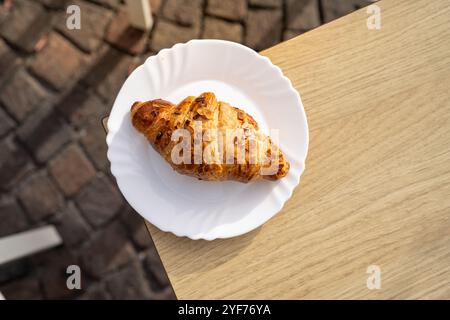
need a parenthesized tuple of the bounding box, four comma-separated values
(131, 92, 289, 182)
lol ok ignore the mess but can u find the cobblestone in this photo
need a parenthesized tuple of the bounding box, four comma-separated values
(90, 0, 121, 10)
(17, 105, 72, 163)
(79, 282, 111, 300)
(106, 259, 155, 299)
(38, 0, 68, 10)
(0, 69, 51, 122)
(52, 202, 91, 247)
(79, 120, 109, 171)
(143, 246, 171, 291)
(0, 196, 29, 237)
(0, 136, 33, 191)
(30, 32, 89, 90)
(246, 8, 283, 50)
(17, 170, 64, 222)
(83, 47, 136, 104)
(38, 248, 80, 299)
(120, 207, 152, 249)
(56, 86, 108, 128)
(149, 0, 163, 15)
(0, 0, 50, 53)
(75, 173, 123, 227)
(0, 277, 43, 300)
(0, 107, 14, 137)
(0, 260, 30, 284)
(202, 17, 243, 43)
(206, 0, 247, 21)
(106, 9, 148, 55)
(0, 38, 19, 86)
(321, 0, 372, 23)
(150, 19, 200, 52)
(49, 143, 96, 196)
(249, 0, 282, 7)
(80, 221, 136, 278)
(283, 29, 303, 41)
(163, 0, 203, 27)
(56, 0, 113, 53)
(287, 0, 320, 31)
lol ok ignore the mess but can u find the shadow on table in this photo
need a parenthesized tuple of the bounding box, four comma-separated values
(149, 223, 262, 276)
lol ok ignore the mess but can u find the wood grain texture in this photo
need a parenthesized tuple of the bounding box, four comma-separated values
(146, 0, 450, 299)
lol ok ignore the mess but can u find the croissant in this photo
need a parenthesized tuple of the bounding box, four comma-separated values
(131, 92, 289, 182)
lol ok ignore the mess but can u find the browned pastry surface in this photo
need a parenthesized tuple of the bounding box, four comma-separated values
(131, 92, 289, 182)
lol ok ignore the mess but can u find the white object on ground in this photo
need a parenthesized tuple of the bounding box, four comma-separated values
(0, 225, 62, 265)
(126, 0, 153, 31)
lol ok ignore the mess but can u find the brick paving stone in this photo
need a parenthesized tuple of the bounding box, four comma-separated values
(249, 0, 282, 8)
(0, 277, 43, 300)
(42, 270, 78, 299)
(206, 0, 247, 21)
(0, 196, 29, 237)
(0, 2, 9, 25)
(80, 121, 109, 171)
(80, 221, 136, 278)
(130, 223, 153, 250)
(52, 202, 91, 247)
(150, 20, 200, 52)
(120, 206, 152, 249)
(283, 29, 303, 41)
(30, 32, 89, 91)
(143, 246, 171, 290)
(0, 259, 30, 284)
(36, 248, 80, 299)
(149, 0, 163, 15)
(0, 0, 50, 53)
(83, 46, 136, 103)
(0, 107, 14, 137)
(163, 0, 203, 27)
(89, 0, 121, 9)
(151, 286, 177, 300)
(17, 105, 72, 163)
(0, 136, 33, 191)
(106, 9, 148, 55)
(0, 69, 51, 122)
(38, 0, 68, 9)
(96, 54, 138, 104)
(17, 170, 64, 222)
(56, 0, 113, 53)
(79, 282, 111, 299)
(0, 38, 19, 85)
(287, 0, 320, 31)
(75, 173, 123, 227)
(106, 259, 155, 299)
(202, 17, 243, 43)
(56, 85, 108, 128)
(321, 0, 371, 23)
(246, 8, 282, 51)
(49, 143, 96, 196)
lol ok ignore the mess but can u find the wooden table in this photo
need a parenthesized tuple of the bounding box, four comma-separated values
(144, 0, 450, 299)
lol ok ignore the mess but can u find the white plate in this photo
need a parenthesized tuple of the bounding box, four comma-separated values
(107, 40, 309, 240)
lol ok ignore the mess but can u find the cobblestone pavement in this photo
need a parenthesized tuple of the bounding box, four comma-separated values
(0, 0, 372, 299)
